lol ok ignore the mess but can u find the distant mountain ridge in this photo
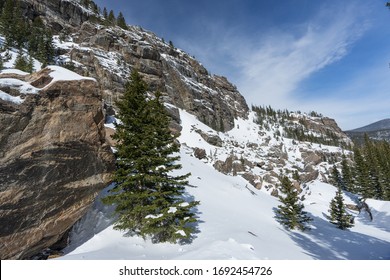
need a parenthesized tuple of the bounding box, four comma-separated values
(345, 118, 390, 143)
(350, 118, 390, 132)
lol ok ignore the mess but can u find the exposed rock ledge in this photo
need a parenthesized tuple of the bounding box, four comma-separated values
(0, 68, 115, 259)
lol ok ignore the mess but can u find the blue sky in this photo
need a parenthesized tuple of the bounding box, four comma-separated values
(94, 0, 390, 130)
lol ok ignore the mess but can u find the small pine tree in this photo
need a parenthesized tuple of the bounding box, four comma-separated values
(328, 186, 354, 229)
(330, 164, 344, 190)
(14, 52, 33, 73)
(107, 10, 116, 25)
(102, 70, 199, 243)
(116, 12, 127, 29)
(275, 176, 312, 231)
(102, 7, 108, 19)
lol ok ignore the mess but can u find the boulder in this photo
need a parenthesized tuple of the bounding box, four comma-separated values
(0, 68, 115, 259)
(241, 172, 263, 189)
(194, 148, 207, 160)
(195, 129, 223, 147)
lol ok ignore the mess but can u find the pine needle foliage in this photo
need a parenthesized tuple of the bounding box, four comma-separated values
(328, 186, 354, 230)
(102, 70, 199, 243)
(275, 176, 312, 231)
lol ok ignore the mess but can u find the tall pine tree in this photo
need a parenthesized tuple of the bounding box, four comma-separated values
(341, 154, 354, 192)
(102, 70, 199, 243)
(275, 176, 312, 231)
(328, 186, 354, 230)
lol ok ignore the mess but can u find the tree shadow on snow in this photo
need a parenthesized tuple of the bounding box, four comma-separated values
(287, 212, 390, 260)
(63, 184, 203, 253)
(177, 190, 204, 245)
(356, 208, 390, 233)
(62, 183, 118, 254)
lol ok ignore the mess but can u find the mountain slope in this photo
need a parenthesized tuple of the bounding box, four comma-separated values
(61, 110, 390, 260)
(350, 119, 390, 132)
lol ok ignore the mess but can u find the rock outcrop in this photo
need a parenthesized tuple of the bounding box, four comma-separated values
(21, 0, 92, 32)
(17, 1, 249, 133)
(0, 68, 115, 259)
(65, 23, 249, 131)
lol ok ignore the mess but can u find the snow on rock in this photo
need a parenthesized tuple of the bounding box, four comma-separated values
(0, 65, 95, 105)
(46, 65, 96, 84)
(0, 69, 30, 76)
(0, 90, 24, 104)
(0, 78, 39, 95)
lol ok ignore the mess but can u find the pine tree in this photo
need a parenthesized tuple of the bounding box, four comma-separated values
(107, 10, 116, 25)
(102, 70, 199, 243)
(275, 176, 312, 231)
(103, 7, 108, 19)
(328, 186, 354, 230)
(341, 154, 354, 192)
(116, 12, 127, 30)
(353, 147, 372, 198)
(0, 0, 15, 47)
(14, 51, 33, 73)
(28, 18, 54, 67)
(13, 0, 28, 49)
(330, 164, 344, 190)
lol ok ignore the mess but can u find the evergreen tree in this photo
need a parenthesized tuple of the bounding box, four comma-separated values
(328, 186, 354, 230)
(341, 154, 354, 192)
(0, 0, 15, 47)
(14, 51, 33, 73)
(330, 164, 344, 190)
(107, 10, 116, 25)
(28, 18, 54, 67)
(13, 0, 28, 49)
(116, 12, 127, 30)
(353, 147, 372, 198)
(102, 70, 199, 243)
(103, 7, 108, 19)
(275, 176, 312, 231)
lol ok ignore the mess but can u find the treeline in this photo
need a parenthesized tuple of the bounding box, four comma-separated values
(0, 0, 54, 71)
(332, 135, 390, 200)
(252, 105, 347, 148)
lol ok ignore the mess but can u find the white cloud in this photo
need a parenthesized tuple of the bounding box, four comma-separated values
(233, 3, 370, 109)
(178, 1, 388, 130)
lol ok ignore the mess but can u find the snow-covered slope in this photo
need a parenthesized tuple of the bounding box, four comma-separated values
(60, 109, 390, 260)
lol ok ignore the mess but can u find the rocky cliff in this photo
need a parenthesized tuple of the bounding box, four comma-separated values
(0, 67, 115, 259)
(18, 0, 249, 132)
(20, 0, 92, 32)
(61, 22, 249, 132)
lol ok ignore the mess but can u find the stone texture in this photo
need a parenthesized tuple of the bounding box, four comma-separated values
(0, 68, 115, 259)
(195, 129, 223, 147)
(242, 172, 263, 189)
(20, 0, 250, 132)
(194, 148, 207, 160)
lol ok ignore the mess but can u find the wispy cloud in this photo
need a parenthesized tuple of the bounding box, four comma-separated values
(232, 3, 371, 108)
(178, 1, 388, 129)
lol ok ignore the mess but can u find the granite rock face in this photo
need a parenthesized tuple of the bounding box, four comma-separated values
(0, 68, 115, 259)
(17, 1, 249, 133)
